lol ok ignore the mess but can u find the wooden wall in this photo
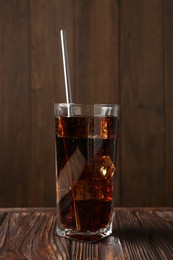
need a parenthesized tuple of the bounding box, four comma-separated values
(0, 0, 173, 207)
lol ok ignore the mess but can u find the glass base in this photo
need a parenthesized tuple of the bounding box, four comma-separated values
(56, 225, 112, 242)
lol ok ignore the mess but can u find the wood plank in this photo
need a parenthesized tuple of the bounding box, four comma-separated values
(71, 241, 99, 260)
(71, 238, 125, 260)
(115, 209, 173, 259)
(98, 236, 125, 260)
(74, 0, 120, 206)
(0, 0, 30, 206)
(74, 0, 119, 104)
(136, 211, 173, 258)
(165, 0, 173, 206)
(116, 210, 161, 259)
(0, 210, 70, 259)
(155, 211, 173, 226)
(120, 0, 165, 206)
(29, 0, 75, 206)
(0, 208, 173, 259)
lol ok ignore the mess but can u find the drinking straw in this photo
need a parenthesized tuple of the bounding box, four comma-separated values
(60, 30, 80, 230)
(60, 30, 72, 104)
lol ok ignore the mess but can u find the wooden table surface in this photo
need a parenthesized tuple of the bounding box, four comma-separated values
(0, 208, 172, 259)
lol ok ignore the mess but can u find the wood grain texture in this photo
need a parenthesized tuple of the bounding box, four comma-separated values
(74, 0, 119, 104)
(29, 0, 75, 206)
(0, 208, 172, 259)
(165, 0, 173, 206)
(0, 0, 173, 207)
(120, 0, 165, 206)
(0, 0, 30, 207)
(115, 209, 173, 259)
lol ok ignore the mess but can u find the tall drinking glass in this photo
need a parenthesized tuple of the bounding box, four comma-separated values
(54, 103, 120, 242)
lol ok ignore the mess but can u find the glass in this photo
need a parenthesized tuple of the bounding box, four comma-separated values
(54, 103, 120, 242)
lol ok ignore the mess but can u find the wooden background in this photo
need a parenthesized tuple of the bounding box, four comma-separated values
(0, 0, 173, 207)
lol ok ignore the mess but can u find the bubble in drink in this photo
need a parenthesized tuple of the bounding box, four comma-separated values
(55, 116, 119, 232)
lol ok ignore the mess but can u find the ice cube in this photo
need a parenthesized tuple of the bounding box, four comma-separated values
(100, 120, 108, 139)
(93, 155, 116, 178)
(73, 179, 104, 201)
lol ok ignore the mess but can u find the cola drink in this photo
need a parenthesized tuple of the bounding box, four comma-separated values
(55, 115, 119, 238)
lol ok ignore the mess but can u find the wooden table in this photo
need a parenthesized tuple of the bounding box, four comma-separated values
(0, 208, 172, 259)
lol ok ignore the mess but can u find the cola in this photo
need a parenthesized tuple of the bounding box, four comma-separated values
(55, 116, 119, 234)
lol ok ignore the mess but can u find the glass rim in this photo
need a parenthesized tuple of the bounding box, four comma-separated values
(54, 103, 120, 117)
(54, 103, 120, 108)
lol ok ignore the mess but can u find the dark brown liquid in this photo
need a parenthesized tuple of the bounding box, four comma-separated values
(55, 116, 118, 232)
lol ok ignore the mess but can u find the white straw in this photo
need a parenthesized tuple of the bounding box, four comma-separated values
(60, 30, 72, 104)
